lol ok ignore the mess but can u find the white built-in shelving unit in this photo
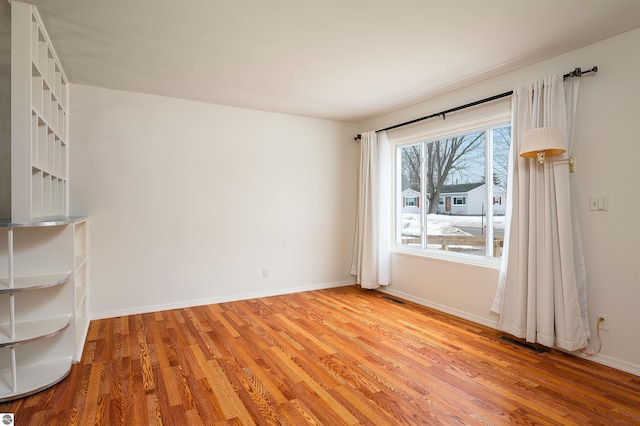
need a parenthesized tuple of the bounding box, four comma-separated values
(11, 1, 69, 222)
(1, 2, 90, 402)
(0, 217, 89, 402)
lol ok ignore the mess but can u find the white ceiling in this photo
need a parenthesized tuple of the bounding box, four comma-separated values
(21, 0, 640, 122)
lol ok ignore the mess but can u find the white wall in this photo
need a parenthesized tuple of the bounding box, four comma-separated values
(70, 85, 359, 318)
(0, 1, 10, 219)
(360, 29, 640, 375)
(0, 74, 9, 220)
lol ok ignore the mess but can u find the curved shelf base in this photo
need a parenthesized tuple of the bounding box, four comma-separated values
(0, 271, 71, 294)
(0, 315, 72, 348)
(0, 217, 86, 228)
(0, 356, 72, 402)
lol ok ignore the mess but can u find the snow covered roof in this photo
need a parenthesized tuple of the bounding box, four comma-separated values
(440, 182, 484, 194)
(401, 188, 421, 198)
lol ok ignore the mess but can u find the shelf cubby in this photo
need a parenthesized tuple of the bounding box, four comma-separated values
(36, 118, 47, 169)
(55, 65, 62, 99)
(52, 179, 60, 213)
(46, 55, 55, 91)
(60, 77, 67, 109)
(30, 114, 38, 165)
(30, 169, 42, 218)
(46, 130, 54, 173)
(42, 174, 51, 215)
(36, 40, 47, 78)
(59, 108, 66, 141)
(0, 315, 71, 348)
(30, 73, 42, 115)
(60, 180, 66, 212)
(0, 335, 73, 402)
(61, 142, 67, 178)
(49, 95, 57, 135)
(41, 86, 51, 127)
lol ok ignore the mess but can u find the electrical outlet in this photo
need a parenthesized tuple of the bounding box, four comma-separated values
(597, 313, 609, 331)
(262, 268, 269, 278)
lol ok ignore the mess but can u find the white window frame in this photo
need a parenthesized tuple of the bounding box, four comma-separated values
(390, 113, 511, 267)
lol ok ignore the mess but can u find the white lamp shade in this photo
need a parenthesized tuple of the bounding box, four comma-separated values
(520, 127, 566, 158)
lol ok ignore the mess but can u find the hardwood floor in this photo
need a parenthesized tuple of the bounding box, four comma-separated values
(2, 285, 639, 425)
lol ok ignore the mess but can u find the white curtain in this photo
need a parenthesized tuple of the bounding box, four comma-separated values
(492, 75, 590, 351)
(351, 131, 390, 289)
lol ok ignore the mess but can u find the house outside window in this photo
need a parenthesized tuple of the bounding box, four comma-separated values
(395, 119, 511, 260)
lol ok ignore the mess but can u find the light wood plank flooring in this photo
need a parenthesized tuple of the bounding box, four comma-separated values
(1, 285, 639, 425)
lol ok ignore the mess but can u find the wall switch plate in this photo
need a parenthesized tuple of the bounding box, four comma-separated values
(599, 196, 608, 211)
(590, 196, 608, 211)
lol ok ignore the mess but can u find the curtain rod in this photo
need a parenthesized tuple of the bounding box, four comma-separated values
(354, 65, 598, 140)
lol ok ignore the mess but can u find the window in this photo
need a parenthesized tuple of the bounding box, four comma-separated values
(405, 197, 417, 207)
(396, 121, 511, 259)
(453, 197, 466, 205)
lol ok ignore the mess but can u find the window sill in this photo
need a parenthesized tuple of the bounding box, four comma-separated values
(392, 245, 502, 270)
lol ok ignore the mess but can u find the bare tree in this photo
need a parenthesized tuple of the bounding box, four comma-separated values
(424, 132, 485, 213)
(401, 145, 421, 191)
(402, 131, 503, 213)
(492, 126, 511, 189)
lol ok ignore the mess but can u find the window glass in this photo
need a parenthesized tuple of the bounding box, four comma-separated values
(491, 125, 511, 257)
(453, 197, 466, 205)
(396, 123, 511, 259)
(399, 143, 422, 246)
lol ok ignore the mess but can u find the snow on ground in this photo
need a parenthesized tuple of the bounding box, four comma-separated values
(402, 213, 505, 237)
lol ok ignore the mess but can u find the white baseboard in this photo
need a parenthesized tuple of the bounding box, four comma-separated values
(377, 287, 640, 377)
(90, 279, 355, 320)
(576, 351, 640, 376)
(377, 287, 500, 329)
